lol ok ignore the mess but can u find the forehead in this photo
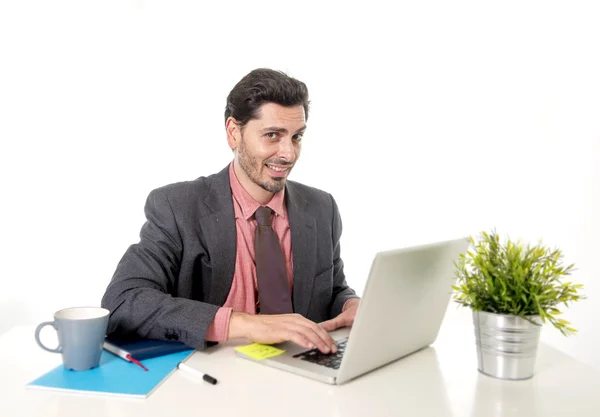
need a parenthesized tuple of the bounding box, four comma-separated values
(249, 103, 306, 128)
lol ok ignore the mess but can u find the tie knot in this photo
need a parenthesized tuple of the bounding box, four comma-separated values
(255, 206, 273, 226)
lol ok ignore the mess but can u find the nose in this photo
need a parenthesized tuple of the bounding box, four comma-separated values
(277, 137, 296, 163)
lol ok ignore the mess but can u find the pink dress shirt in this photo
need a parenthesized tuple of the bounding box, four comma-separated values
(205, 162, 294, 341)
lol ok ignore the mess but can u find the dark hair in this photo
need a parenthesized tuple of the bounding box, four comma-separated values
(224, 68, 310, 127)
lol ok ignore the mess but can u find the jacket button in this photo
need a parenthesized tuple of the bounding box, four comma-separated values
(165, 331, 179, 341)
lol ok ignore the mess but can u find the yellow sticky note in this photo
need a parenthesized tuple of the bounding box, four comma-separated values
(235, 343, 286, 360)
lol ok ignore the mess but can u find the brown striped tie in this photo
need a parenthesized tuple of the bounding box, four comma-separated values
(254, 206, 293, 314)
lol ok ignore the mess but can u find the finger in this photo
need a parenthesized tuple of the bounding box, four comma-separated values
(319, 317, 340, 332)
(280, 317, 332, 353)
(281, 314, 337, 353)
(294, 318, 338, 353)
(337, 313, 352, 328)
(289, 323, 332, 353)
(285, 331, 315, 351)
(247, 315, 310, 347)
(291, 314, 335, 341)
(252, 315, 321, 350)
(343, 312, 356, 327)
(275, 324, 326, 353)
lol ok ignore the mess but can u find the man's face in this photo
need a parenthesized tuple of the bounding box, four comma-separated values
(229, 103, 306, 198)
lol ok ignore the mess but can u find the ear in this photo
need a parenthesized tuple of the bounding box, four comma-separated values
(226, 117, 241, 151)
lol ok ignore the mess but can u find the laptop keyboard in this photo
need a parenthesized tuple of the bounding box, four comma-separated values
(292, 338, 348, 370)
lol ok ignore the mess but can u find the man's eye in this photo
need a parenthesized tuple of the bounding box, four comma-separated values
(266, 132, 278, 139)
(293, 133, 304, 142)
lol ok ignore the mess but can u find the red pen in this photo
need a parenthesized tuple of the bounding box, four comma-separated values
(103, 341, 149, 371)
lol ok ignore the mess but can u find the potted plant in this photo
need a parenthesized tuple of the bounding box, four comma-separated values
(452, 230, 584, 380)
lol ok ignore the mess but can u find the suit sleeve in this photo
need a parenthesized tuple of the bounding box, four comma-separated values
(101, 188, 219, 349)
(328, 194, 359, 318)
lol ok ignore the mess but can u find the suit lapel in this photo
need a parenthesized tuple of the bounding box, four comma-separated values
(202, 165, 237, 306)
(286, 183, 317, 316)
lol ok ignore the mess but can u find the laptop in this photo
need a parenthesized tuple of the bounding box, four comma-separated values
(235, 237, 470, 385)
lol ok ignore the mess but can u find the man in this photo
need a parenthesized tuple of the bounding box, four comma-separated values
(101, 68, 359, 354)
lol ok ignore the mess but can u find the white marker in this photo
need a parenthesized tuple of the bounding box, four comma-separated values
(177, 361, 218, 385)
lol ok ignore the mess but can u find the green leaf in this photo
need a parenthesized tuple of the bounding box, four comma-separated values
(450, 229, 584, 336)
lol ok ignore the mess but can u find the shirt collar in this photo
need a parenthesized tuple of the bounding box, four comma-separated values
(229, 161, 287, 221)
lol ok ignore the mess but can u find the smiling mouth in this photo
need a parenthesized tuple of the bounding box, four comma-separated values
(266, 164, 291, 172)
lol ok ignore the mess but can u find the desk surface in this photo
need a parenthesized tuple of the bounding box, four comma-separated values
(1, 307, 599, 417)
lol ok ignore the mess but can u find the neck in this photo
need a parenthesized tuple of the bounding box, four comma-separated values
(232, 160, 274, 205)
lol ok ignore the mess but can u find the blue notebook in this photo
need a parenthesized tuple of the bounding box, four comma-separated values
(26, 349, 194, 398)
(105, 338, 192, 360)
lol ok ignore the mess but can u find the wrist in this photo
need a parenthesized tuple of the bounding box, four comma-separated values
(343, 298, 360, 312)
(228, 312, 251, 339)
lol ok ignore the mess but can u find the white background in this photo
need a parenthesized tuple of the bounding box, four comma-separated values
(1, 1, 598, 370)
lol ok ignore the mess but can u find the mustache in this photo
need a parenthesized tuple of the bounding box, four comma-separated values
(265, 159, 294, 167)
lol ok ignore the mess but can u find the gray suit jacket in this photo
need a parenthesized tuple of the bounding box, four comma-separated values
(101, 164, 357, 349)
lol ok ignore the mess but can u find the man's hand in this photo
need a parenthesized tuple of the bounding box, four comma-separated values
(228, 312, 338, 354)
(319, 298, 360, 332)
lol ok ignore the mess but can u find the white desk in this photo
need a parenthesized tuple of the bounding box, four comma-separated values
(1, 307, 599, 417)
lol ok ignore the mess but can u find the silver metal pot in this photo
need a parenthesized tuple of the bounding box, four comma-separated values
(473, 310, 542, 380)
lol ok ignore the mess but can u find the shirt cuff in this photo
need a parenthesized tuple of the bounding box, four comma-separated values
(205, 307, 233, 342)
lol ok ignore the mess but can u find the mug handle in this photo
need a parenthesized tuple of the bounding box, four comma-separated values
(35, 321, 62, 353)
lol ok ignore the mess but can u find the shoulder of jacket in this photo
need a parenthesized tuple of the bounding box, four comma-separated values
(147, 169, 223, 203)
(287, 180, 334, 206)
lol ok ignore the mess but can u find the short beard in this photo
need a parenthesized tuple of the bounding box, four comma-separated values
(238, 136, 287, 194)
